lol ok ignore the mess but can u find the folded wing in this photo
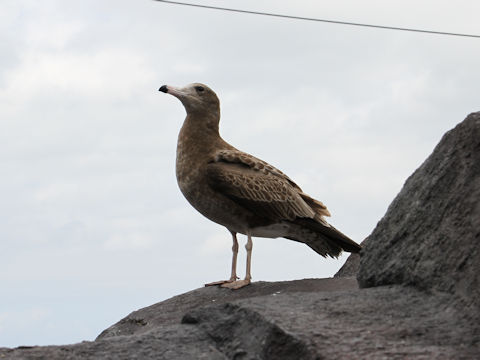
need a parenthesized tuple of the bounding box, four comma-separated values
(206, 149, 361, 256)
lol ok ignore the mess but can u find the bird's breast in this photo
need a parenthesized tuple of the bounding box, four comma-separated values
(175, 148, 258, 233)
(175, 126, 277, 234)
(175, 137, 206, 192)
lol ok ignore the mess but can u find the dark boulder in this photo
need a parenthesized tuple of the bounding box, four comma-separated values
(357, 112, 480, 314)
(334, 253, 359, 278)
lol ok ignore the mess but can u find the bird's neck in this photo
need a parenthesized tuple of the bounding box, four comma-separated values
(185, 109, 220, 134)
(177, 111, 223, 159)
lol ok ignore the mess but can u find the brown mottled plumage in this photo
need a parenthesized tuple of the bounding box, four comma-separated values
(159, 83, 361, 289)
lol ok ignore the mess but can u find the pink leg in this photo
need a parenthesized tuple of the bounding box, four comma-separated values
(205, 230, 239, 286)
(222, 232, 252, 290)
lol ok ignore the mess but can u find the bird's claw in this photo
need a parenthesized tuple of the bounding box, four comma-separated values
(221, 279, 251, 290)
(204, 277, 237, 287)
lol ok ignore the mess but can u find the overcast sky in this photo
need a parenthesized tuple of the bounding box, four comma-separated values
(1, 0, 479, 348)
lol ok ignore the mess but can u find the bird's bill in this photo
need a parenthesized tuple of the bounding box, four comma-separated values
(158, 84, 184, 99)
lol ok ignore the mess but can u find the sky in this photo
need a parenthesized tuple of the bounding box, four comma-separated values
(1, 0, 479, 348)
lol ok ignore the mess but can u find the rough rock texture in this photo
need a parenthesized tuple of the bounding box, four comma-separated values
(1, 112, 479, 359)
(96, 278, 358, 340)
(334, 253, 359, 277)
(0, 278, 480, 360)
(357, 112, 480, 309)
(1, 279, 478, 359)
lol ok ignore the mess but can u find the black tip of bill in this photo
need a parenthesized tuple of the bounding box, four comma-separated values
(159, 85, 168, 93)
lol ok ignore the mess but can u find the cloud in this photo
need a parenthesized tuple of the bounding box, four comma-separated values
(2, 48, 155, 105)
(199, 231, 233, 256)
(0, 307, 51, 337)
(104, 232, 154, 251)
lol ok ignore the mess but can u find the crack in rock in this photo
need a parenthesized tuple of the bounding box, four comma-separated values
(182, 302, 318, 360)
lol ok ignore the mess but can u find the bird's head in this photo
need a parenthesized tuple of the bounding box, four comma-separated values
(159, 83, 220, 116)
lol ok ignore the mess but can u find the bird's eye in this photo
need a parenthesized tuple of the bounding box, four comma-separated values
(194, 86, 205, 93)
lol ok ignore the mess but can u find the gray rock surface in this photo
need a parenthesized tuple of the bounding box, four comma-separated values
(334, 253, 359, 277)
(1, 279, 477, 359)
(1, 112, 479, 359)
(357, 112, 480, 309)
(97, 278, 358, 340)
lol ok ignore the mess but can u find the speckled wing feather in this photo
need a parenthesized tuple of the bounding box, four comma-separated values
(212, 150, 331, 218)
(207, 149, 362, 256)
(207, 149, 322, 222)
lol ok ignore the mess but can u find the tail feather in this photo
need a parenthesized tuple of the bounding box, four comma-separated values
(285, 218, 361, 257)
(299, 192, 331, 217)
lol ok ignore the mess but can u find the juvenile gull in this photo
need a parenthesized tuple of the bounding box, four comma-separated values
(159, 83, 361, 289)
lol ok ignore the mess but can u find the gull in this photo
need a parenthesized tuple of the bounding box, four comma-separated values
(159, 83, 361, 289)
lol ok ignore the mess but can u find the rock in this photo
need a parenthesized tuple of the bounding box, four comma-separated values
(97, 278, 358, 340)
(1, 279, 478, 359)
(181, 303, 315, 360)
(334, 253, 359, 277)
(1, 112, 479, 359)
(0, 324, 226, 360)
(357, 112, 480, 310)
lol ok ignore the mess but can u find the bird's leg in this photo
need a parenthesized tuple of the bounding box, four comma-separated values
(229, 231, 239, 281)
(244, 233, 253, 282)
(205, 230, 239, 286)
(222, 232, 252, 290)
